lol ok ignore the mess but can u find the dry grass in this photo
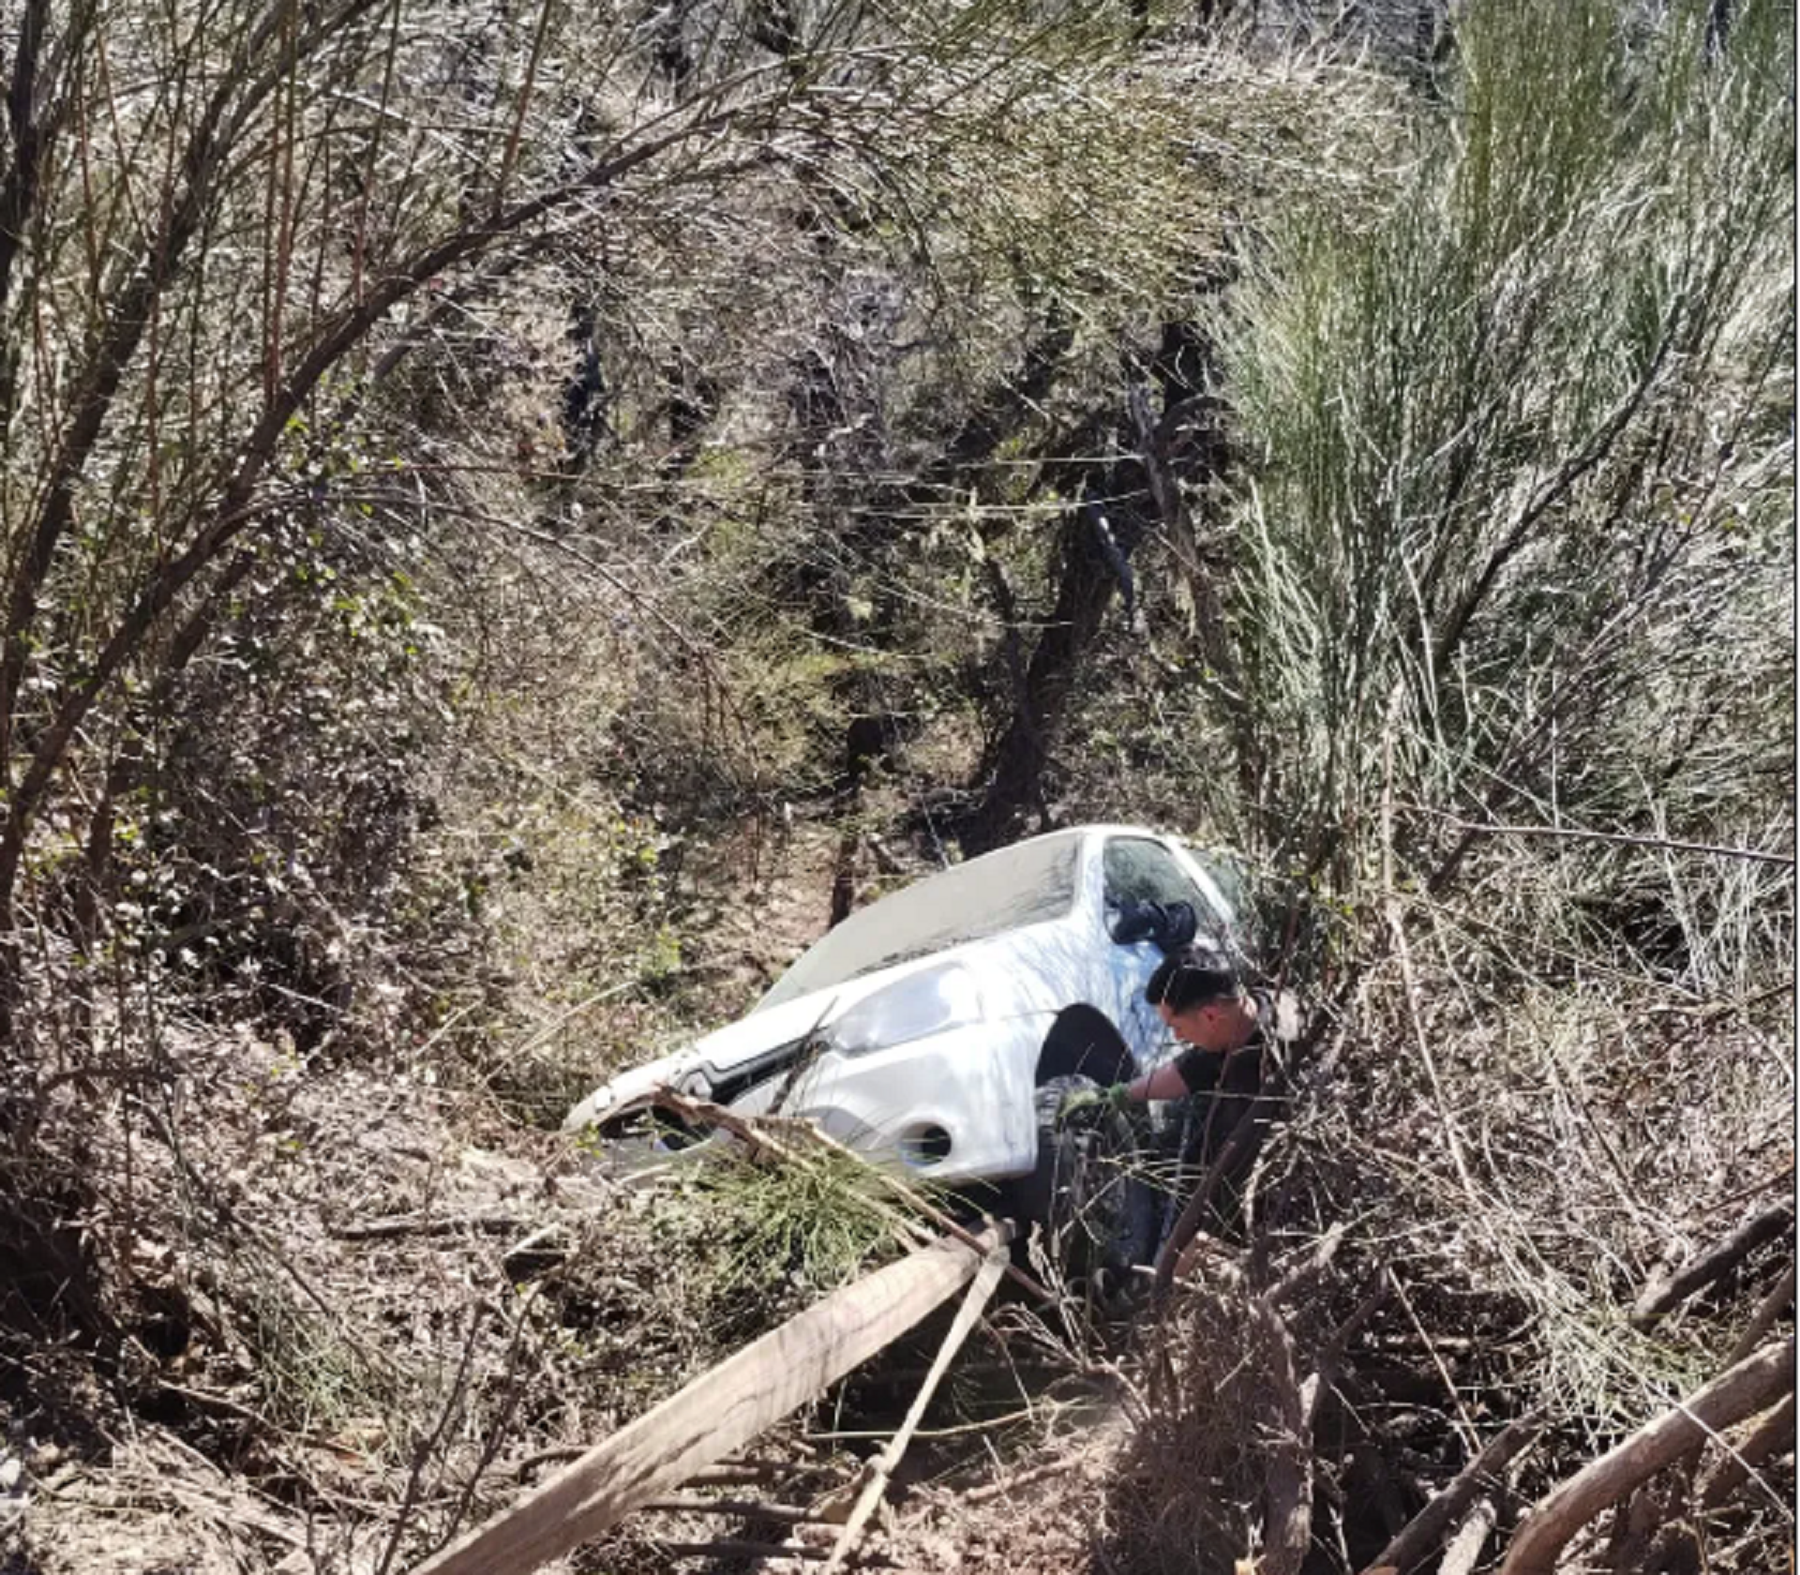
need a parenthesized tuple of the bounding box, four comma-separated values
(1104, 1258, 1307, 1573)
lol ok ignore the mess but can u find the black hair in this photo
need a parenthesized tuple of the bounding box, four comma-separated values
(1145, 940, 1239, 1012)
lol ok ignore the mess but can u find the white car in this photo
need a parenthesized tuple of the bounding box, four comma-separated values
(564, 826, 1241, 1230)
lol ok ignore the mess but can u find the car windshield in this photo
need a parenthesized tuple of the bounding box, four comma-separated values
(757, 833, 1083, 1009)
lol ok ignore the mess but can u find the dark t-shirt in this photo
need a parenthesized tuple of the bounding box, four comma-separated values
(1171, 988, 1299, 1106)
(1174, 1027, 1263, 1105)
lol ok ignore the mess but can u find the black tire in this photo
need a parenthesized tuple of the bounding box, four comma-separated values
(1019, 1074, 1158, 1285)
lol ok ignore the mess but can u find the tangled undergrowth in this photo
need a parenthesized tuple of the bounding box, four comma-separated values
(2, 1, 1792, 1572)
(2, 791, 1791, 1575)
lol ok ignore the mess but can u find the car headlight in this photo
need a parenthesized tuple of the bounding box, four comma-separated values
(826, 963, 983, 1057)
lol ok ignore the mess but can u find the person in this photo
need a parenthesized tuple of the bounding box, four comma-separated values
(1056, 941, 1302, 1280)
(1057, 940, 1296, 1157)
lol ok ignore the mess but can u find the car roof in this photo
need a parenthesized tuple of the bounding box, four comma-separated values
(987, 823, 1175, 849)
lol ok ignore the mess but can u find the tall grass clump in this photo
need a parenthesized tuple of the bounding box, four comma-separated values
(1213, 0, 1792, 898)
(661, 1141, 921, 1347)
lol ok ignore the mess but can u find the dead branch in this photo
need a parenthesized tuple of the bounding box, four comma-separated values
(1383, 898, 1482, 1207)
(1725, 1260, 1796, 1367)
(688, 1464, 793, 1486)
(1304, 1273, 1392, 1431)
(1631, 1203, 1794, 1332)
(1151, 1098, 1263, 1295)
(820, 1242, 1010, 1572)
(965, 1456, 1082, 1504)
(331, 1211, 527, 1241)
(652, 1538, 897, 1564)
(513, 1445, 593, 1478)
(1256, 1288, 1314, 1575)
(641, 1497, 829, 1524)
(1695, 1391, 1796, 1512)
(1497, 1337, 1795, 1575)
(1705, 1163, 1796, 1216)
(1386, 1267, 1481, 1454)
(1402, 806, 1796, 868)
(1436, 1497, 1499, 1575)
(1269, 1220, 1349, 1307)
(1360, 1411, 1543, 1575)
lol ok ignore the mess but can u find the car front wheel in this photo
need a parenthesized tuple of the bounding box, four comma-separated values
(1019, 1074, 1159, 1287)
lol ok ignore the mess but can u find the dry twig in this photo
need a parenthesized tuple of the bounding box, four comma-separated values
(1631, 1204, 1794, 1333)
(1725, 1260, 1796, 1367)
(332, 1210, 526, 1241)
(1360, 1411, 1543, 1575)
(1437, 1497, 1500, 1575)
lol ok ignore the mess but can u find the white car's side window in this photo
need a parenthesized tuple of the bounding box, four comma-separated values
(1100, 836, 1204, 1061)
(1103, 837, 1206, 913)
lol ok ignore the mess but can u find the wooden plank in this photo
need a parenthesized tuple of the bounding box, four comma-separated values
(412, 1225, 1007, 1575)
(820, 1241, 1010, 1572)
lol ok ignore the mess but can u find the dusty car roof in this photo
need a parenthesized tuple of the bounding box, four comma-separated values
(758, 829, 1091, 1009)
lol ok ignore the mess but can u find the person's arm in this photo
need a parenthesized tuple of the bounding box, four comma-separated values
(1125, 1060, 1193, 1103)
(1058, 1058, 1194, 1122)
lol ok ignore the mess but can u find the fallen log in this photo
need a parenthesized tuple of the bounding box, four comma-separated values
(411, 1224, 1009, 1575)
(1497, 1336, 1795, 1575)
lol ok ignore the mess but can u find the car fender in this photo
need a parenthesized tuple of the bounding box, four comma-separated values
(732, 1012, 1053, 1183)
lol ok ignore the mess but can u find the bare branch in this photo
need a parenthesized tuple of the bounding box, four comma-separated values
(1360, 1412, 1544, 1575)
(1498, 1338, 1796, 1575)
(1631, 1204, 1795, 1334)
(1406, 805, 1796, 870)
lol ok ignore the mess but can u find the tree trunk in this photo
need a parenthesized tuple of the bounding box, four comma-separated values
(963, 498, 1130, 854)
(961, 312, 1236, 856)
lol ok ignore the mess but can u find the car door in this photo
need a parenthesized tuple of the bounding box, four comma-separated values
(1095, 833, 1214, 1067)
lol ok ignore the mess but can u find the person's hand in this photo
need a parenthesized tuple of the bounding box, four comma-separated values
(1056, 1082, 1130, 1124)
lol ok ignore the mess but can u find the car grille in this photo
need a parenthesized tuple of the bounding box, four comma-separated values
(706, 1035, 816, 1108)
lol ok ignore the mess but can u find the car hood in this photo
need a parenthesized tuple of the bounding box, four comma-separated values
(562, 927, 1071, 1131)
